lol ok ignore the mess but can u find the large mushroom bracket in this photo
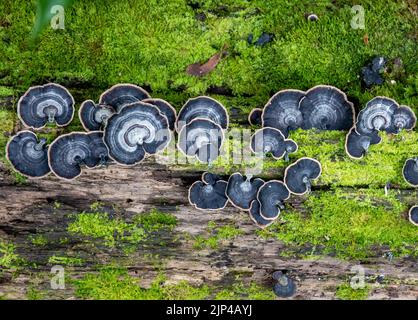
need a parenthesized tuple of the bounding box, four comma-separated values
(176, 96, 229, 132)
(18, 83, 75, 129)
(409, 206, 418, 226)
(262, 89, 305, 137)
(6, 131, 50, 178)
(48, 132, 109, 180)
(355, 97, 416, 135)
(250, 127, 298, 161)
(402, 157, 418, 187)
(178, 118, 224, 164)
(104, 102, 171, 166)
(345, 127, 382, 159)
(299, 85, 355, 130)
(226, 173, 264, 210)
(188, 172, 228, 210)
(257, 180, 290, 220)
(99, 84, 151, 112)
(79, 100, 116, 131)
(284, 157, 322, 195)
(143, 98, 177, 131)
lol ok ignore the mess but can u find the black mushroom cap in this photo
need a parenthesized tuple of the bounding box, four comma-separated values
(248, 108, 263, 126)
(284, 157, 322, 195)
(361, 56, 386, 87)
(262, 89, 305, 137)
(176, 96, 228, 132)
(143, 98, 177, 131)
(387, 105, 416, 134)
(177, 118, 224, 164)
(345, 127, 382, 159)
(402, 157, 418, 187)
(104, 102, 171, 166)
(226, 173, 264, 210)
(250, 127, 298, 160)
(18, 83, 75, 129)
(272, 271, 296, 298)
(409, 206, 418, 226)
(99, 84, 151, 112)
(257, 180, 290, 220)
(6, 130, 50, 178)
(79, 100, 116, 131)
(299, 85, 355, 130)
(355, 97, 398, 134)
(48, 132, 109, 180)
(188, 173, 228, 210)
(249, 200, 275, 228)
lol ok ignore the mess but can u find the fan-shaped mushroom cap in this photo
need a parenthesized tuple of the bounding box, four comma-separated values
(142, 98, 177, 131)
(257, 180, 290, 220)
(355, 97, 398, 134)
(188, 173, 228, 210)
(48, 132, 109, 180)
(262, 89, 305, 137)
(299, 85, 354, 130)
(250, 127, 298, 160)
(79, 100, 116, 131)
(402, 157, 418, 187)
(387, 105, 416, 134)
(176, 96, 228, 132)
(177, 118, 224, 164)
(409, 206, 418, 226)
(18, 83, 75, 129)
(248, 108, 263, 126)
(202, 172, 221, 185)
(284, 157, 322, 195)
(99, 84, 151, 112)
(272, 271, 296, 298)
(226, 173, 264, 210)
(6, 131, 50, 178)
(345, 127, 381, 159)
(104, 102, 170, 166)
(249, 200, 275, 228)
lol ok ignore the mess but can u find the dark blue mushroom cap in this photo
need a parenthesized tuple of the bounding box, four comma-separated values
(143, 98, 177, 131)
(178, 118, 224, 164)
(188, 174, 228, 210)
(409, 206, 418, 226)
(226, 173, 264, 210)
(387, 105, 416, 134)
(249, 200, 275, 228)
(250, 127, 298, 160)
(79, 100, 116, 131)
(299, 85, 354, 130)
(176, 96, 228, 132)
(262, 89, 305, 137)
(272, 271, 296, 298)
(356, 97, 398, 134)
(258, 180, 290, 220)
(18, 83, 74, 129)
(284, 157, 322, 195)
(403, 157, 418, 187)
(345, 127, 381, 159)
(202, 172, 221, 185)
(6, 130, 50, 178)
(104, 102, 170, 166)
(48, 132, 109, 180)
(248, 108, 263, 126)
(99, 84, 151, 112)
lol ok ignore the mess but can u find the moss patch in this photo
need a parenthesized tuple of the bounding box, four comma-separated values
(193, 221, 243, 250)
(0, 240, 22, 269)
(336, 283, 370, 300)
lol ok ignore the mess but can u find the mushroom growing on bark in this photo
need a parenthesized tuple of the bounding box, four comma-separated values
(248, 108, 263, 126)
(226, 172, 264, 210)
(188, 172, 228, 210)
(402, 157, 418, 187)
(408, 206, 418, 226)
(79, 100, 116, 131)
(249, 200, 275, 229)
(143, 98, 177, 131)
(257, 180, 290, 220)
(272, 271, 296, 298)
(284, 157, 322, 195)
(99, 84, 151, 112)
(345, 127, 381, 159)
(355, 97, 398, 134)
(18, 83, 75, 129)
(6, 130, 50, 178)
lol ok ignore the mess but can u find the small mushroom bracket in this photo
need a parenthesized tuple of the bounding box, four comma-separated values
(408, 206, 418, 226)
(248, 108, 263, 126)
(226, 172, 265, 211)
(143, 98, 177, 131)
(79, 100, 116, 131)
(188, 172, 228, 211)
(402, 157, 418, 187)
(345, 127, 382, 160)
(257, 180, 290, 220)
(284, 157, 322, 195)
(99, 84, 151, 112)
(249, 200, 275, 229)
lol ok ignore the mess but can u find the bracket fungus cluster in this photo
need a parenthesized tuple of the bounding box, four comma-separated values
(346, 97, 416, 159)
(250, 86, 355, 140)
(177, 96, 228, 164)
(18, 83, 75, 129)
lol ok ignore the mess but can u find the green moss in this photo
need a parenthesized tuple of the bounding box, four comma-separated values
(0, 86, 14, 96)
(26, 286, 45, 300)
(336, 283, 370, 300)
(258, 188, 418, 259)
(193, 222, 243, 250)
(29, 234, 48, 247)
(0, 240, 22, 269)
(133, 209, 178, 232)
(215, 282, 275, 300)
(48, 255, 83, 266)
